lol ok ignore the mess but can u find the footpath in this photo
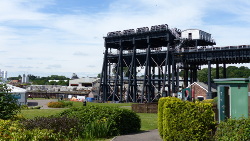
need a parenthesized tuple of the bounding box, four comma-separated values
(112, 129, 162, 141)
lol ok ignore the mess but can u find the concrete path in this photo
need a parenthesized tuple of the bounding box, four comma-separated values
(27, 99, 58, 109)
(112, 129, 162, 141)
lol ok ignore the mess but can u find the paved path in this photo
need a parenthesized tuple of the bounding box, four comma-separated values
(112, 129, 162, 141)
(27, 99, 58, 109)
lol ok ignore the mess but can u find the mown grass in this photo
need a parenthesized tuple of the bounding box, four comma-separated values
(21, 101, 158, 131)
(71, 101, 134, 108)
(138, 113, 158, 131)
(20, 109, 65, 119)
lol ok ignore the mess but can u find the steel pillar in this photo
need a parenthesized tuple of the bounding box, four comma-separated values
(216, 64, 219, 79)
(206, 60, 212, 99)
(223, 63, 227, 78)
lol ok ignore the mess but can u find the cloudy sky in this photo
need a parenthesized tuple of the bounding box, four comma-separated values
(1, 0, 250, 78)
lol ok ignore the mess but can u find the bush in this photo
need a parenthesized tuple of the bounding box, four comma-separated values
(20, 115, 81, 138)
(0, 119, 63, 141)
(28, 106, 42, 109)
(20, 104, 29, 109)
(59, 105, 141, 137)
(84, 117, 112, 139)
(47, 101, 73, 108)
(214, 118, 250, 140)
(0, 84, 21, 120)
(158, 97, 181, 137)
(47, 101, 64, 108)
(158, 97, 216, 140)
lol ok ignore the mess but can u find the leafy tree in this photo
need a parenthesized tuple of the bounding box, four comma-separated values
(197, 66, 250, 82)
(0, 83, 20, 120)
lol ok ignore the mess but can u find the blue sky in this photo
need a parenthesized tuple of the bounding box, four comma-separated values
(1, 0, 250, 78)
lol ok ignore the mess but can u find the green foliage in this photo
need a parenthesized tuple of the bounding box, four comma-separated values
(158, 97, 181, 137)
(84, 117, 112, 139)
(28, 74, 69, 85)
(59, 105, 141, 136)
(47, 101, 64, 108)
(197, 66, 250, 82)
(158, 97, 216, 140)
(47, 101, 73, 108)
(20, 115, 81, 138)
(138, 113, 158, 131)
(20, 104, 29, 109)
(0, 84, 21, 120)
(28, 106, 42, 109)
(214, 118, 250, 140)
(0, 119, 63, 141)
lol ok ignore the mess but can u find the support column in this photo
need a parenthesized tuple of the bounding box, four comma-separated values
(207, 60, 212, 99)
(119, 41, 124, 102)
(99, 42, 108, 102)
(142, 36, 151, 102)
(193, 65, 198, 82)
(171, 55, 176, 94)
(167, 57, 171, 97)
(162, 44, 170, 97)
(184, 64, 188, 88)
(223, 63, 226, 78)
(176, 66, 180, 92)
(216, 64, 219, 79)
(127, 38, 136, 102)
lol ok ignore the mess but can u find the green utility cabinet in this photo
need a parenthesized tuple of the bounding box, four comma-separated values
(214, 78, 250, 122)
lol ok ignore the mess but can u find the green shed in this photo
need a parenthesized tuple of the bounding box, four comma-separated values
(214, 78, 250, 122)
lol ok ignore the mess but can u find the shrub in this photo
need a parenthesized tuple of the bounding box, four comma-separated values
(47, 101, 64, 108)
(158, 97, 181, 137)
(158, 97, 216, 140)
(214, 118, 250, 140)
(28, 106, 42, 109)
(20, 104, 29, 109)
(59, 105, 141, 137)
(60, 100, 73, 107)
(47, 101, 73, 108)
(0, 119, 63, 141)
(0, 84, 21, 120)
(20, 115, 81, 138)
(84, 117, 112, 139)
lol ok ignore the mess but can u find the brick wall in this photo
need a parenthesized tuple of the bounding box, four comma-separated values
(132, 103, 158, 113)
(191, 84, 207, 100)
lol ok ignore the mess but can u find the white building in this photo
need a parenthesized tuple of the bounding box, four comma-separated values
(181, 29, 212, 42)
(22, 74, 29, 83)
(69, 77, 99, 87)
(7, 84, 27, 105)
(0, 69, 7, 82)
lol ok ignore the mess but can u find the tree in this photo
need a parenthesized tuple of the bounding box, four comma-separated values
(197, 66, 250, 82)
(0, 84, 20, 120)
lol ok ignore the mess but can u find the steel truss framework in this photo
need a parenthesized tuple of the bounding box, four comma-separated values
(99, 25, 250, 103)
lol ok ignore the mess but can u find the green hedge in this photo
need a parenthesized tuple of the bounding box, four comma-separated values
(47, 101, 73, 108)
(214, 118, 250, 140)
(59, 105, 141, 137)
(158, 97, 181, 138)
(158, 97, 216, 140)
(20, 116, 81, 138)
(0, 119, 63, 140)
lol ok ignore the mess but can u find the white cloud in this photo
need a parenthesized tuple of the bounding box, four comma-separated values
(1, 0, 250, 77)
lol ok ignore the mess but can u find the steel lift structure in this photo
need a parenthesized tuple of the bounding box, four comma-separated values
(98, 24, 250, 103)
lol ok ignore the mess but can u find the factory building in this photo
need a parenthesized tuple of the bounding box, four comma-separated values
(0, 69, 7, 82)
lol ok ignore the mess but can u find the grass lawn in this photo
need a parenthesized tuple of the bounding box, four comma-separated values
(138, 113, 158, 131)
(71, 101, 134, 108)
(21, 101, 158, 131)
(20, 109, 65, 119)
